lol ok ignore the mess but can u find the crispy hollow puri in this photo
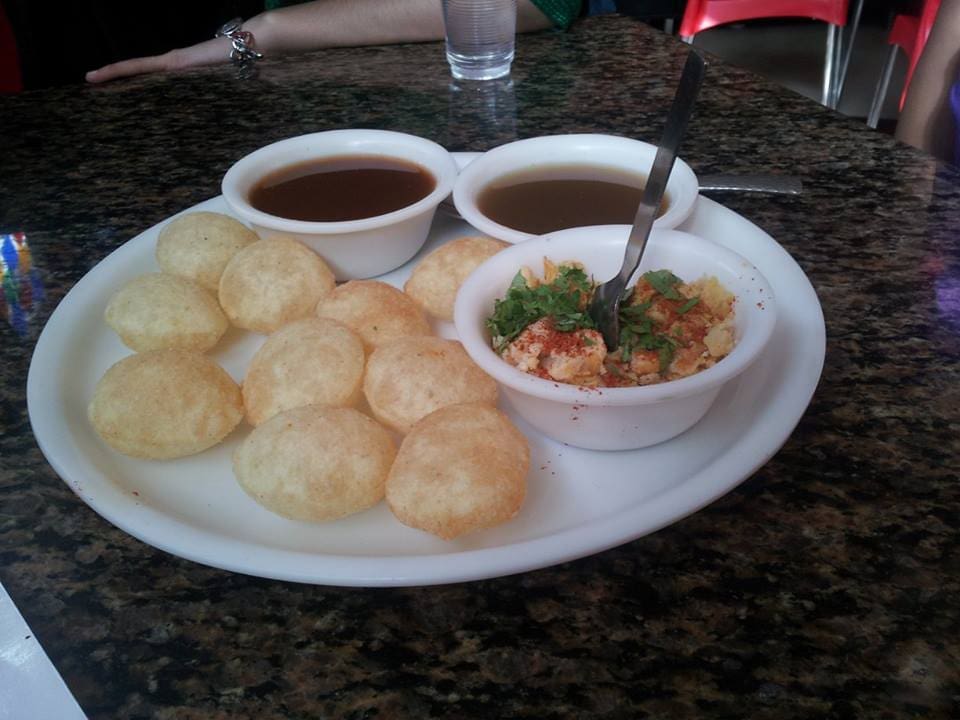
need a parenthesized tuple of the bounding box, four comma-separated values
(219, 236, 336, 334)
(386, 403, 529, 540)
(315, 280, 432, 351)
(242, 317, 365, 426)
(403, 236, 508, 321)
(363, 336, 498, 434)
(88, 349, 243, 459)
(233, 405, 396, 522)
(104, 272, 228, 353)
(156, 211, 258, 292)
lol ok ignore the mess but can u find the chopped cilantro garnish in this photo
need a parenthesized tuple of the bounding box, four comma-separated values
(489, 263, 692, 376)
(487, 265, 596, 351)
(677, 296, 700, 314)
(643, 269, 683, 300)
(620, 299, 652, 320)
(618, 314, 677, 370)
(618, 286, 682, 371)
(657, 344, 675, 372)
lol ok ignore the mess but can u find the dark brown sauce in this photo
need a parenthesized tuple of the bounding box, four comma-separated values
(249, 155, 436, 222)
(477, 165, 668, 235)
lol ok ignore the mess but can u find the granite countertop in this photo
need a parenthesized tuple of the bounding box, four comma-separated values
(1, 15, 958, 719)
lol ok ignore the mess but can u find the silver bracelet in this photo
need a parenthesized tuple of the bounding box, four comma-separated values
(216, 17, 263, 68)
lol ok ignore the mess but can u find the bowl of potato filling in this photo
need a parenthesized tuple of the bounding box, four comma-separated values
(454, 226, 777, 450)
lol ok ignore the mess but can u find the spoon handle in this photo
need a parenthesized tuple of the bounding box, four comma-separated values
(617, 51, 707, 289)
(592, 50, 706, 350)
(699, 174, 803, 195)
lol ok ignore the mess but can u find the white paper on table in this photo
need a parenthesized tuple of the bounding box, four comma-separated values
(0, 581, 86, 720)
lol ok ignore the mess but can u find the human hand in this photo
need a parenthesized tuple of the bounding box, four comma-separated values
(85, 37, 232, 84)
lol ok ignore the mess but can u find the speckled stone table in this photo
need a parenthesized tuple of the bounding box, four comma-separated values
(2, 15, 958, 719)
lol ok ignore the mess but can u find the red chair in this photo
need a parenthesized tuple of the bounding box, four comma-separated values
(679, 0, 864, 109)
(866, 0, 942, 128)
(0, 0, 22, 94)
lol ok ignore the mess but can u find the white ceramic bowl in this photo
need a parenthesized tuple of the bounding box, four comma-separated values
(454, 226, 777, 450)
(452, 134, 700, 244)
(222, 129, 459, 280)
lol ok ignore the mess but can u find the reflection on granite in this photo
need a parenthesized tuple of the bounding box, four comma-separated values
(1, 16, 959, 719)
(0, 232, 46, 336)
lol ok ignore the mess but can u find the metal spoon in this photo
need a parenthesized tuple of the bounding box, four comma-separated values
(588, 50, 707, 350)
(437, 173, 801, 219)
(697, 174, 802, 195)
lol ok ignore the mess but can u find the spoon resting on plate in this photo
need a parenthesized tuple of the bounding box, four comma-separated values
(437, 172, 801, 220)
(588, 50, 707, 350)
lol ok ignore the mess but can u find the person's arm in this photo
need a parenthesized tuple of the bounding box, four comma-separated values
(86, 0, 556, 84)
(894, 0, 960, 161)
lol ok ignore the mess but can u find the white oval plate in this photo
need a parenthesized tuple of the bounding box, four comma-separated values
(27, 185, 824, 587)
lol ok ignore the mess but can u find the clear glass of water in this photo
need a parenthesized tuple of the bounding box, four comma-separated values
(442, 0, 517, 81)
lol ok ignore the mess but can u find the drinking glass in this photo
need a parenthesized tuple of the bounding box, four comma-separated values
(442, 0, 517, 81)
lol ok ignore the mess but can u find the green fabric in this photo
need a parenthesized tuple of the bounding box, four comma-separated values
(531, 0, 582, 29)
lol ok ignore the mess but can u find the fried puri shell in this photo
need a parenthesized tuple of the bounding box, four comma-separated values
(156, 211, 258, 292)
(219, 236, 336, 334)
(233, 405, 396, 522)
(403, 236, 508, 321)
(88, 349, 243, 459)
(315, 280, 431, 351)
(104, 272, 228, 353)
(363, 336, 498, 434)
(241, 317, 365, 426)
(386, 403, 529, 540)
